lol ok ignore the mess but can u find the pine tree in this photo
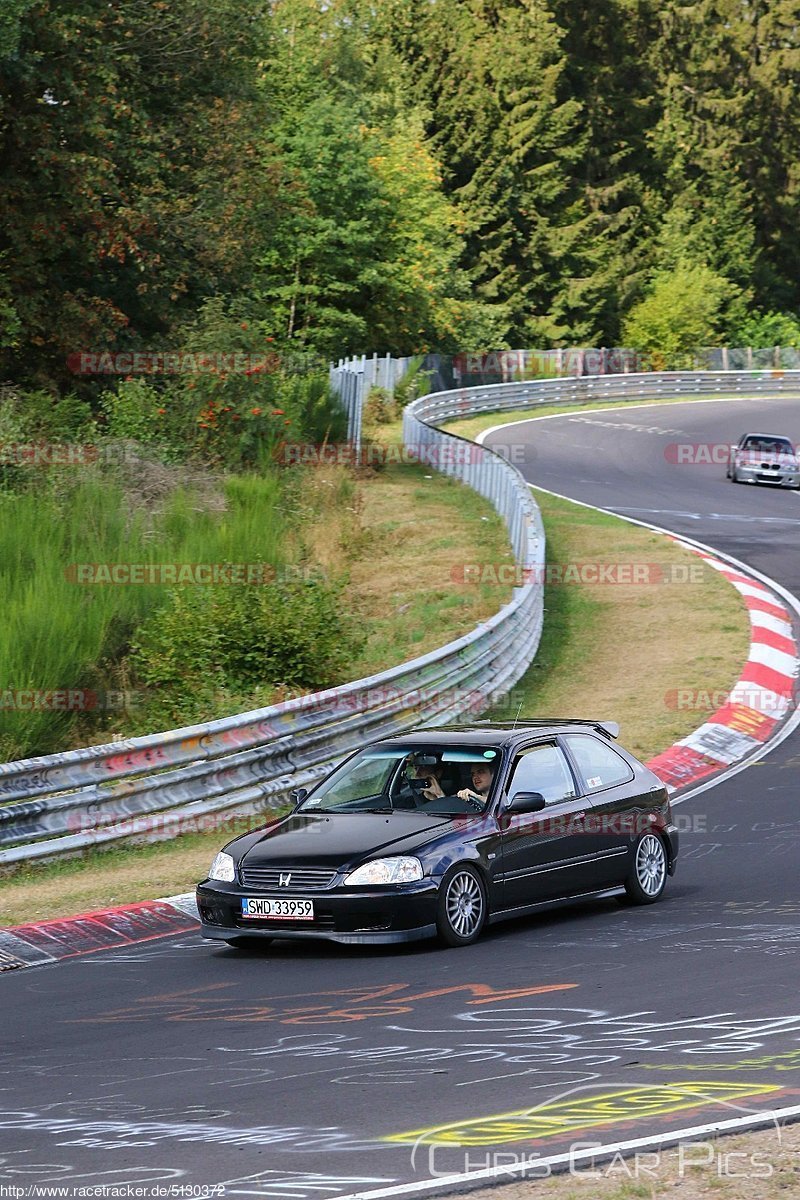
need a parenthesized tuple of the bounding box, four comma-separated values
(645, 1, 761, 326)
(384, 0, 585, 346)
(742, 0, 800, 310)
(547, 0, 661, 341)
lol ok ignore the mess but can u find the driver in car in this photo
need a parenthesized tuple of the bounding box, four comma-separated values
(408, 755, 446, 801)
(458, 762, 496, 807)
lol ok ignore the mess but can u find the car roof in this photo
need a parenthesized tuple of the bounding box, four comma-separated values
(371, 719, 620, 751)
(740, 432, 794, 441)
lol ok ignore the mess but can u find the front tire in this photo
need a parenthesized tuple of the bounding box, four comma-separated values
(437, 866, 487, 946)
(624, 833, 667, 904)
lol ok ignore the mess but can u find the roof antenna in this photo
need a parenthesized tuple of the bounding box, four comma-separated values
(512, 700, 523, 730)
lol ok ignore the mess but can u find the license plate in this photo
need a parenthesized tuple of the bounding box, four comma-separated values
(241, 897, 314, 921)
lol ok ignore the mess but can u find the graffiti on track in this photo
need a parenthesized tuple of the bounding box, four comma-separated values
(387, 1081, 783, 1148)
(72, 981, 577, 1026)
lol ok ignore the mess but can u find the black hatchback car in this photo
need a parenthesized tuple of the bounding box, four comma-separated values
(197, 720, 679, 949)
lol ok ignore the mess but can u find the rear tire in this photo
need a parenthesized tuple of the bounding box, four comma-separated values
(436, 866, 487, 947)
(623, 833, 667, 905)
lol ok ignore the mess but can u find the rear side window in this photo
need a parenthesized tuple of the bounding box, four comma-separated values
(563, 734, 633, 791)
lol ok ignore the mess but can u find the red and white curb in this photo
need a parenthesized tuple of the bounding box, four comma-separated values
(0, 892, 199, 972)
(646, 540, 799, 791)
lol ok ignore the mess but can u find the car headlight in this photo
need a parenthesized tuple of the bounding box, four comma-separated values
(343, 856, 423, 886)
(208, 851, 235, 882)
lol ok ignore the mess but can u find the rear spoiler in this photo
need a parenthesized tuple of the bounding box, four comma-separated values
(475, 718, 620, 739)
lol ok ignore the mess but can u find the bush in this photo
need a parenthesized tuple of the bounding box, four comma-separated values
(729, 310, 800, 349)
(393, 356, 432, 409)
(0, 386, 94, 442)
(363, 386, 396, 425)
(622, 263, 738, 367)
(129, 576, 366, 713)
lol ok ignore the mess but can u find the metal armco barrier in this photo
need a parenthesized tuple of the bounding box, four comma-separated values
(3, 369, 799, 864)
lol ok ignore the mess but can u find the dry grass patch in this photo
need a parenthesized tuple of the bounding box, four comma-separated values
(347, 463, 513, 675)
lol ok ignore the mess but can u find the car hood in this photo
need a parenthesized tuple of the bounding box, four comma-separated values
(240, 811, 457, 870)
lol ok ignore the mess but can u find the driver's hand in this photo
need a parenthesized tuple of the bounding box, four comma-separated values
(457, 788, 481, 802)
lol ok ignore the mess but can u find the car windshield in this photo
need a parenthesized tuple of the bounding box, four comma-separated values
(741, 436, 794, 456)
(299, 743, 502, 815)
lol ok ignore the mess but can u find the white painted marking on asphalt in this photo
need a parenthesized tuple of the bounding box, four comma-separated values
(678, 724, 764, 765)
(614, 508, 800, 525)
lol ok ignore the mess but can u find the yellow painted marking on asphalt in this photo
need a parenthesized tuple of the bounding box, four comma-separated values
(385, 1082, 782, 1146)
(648, 1050, 800, 1073)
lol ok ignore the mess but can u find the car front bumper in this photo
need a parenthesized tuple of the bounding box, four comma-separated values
(736, 466, 800, 487)
(196, 879, 440, 944)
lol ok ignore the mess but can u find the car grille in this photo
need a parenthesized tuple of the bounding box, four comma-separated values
(239, 865, 338, 890)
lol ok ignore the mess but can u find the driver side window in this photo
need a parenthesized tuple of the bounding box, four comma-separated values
(509, 743, 576, 804)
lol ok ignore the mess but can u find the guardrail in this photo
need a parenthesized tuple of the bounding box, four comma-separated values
(408, 368, 800, 425)
(4, 368, 799, 865)
(0, 396, 545, 864)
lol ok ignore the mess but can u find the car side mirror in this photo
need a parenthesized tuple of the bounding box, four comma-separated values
(290, 787, 308, 808)
(506, 791, 546, 813)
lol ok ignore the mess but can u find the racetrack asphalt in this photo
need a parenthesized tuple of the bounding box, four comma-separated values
(3, 397, 800, 1198)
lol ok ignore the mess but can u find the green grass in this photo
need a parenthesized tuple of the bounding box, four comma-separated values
(0, 469, 288, 760)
